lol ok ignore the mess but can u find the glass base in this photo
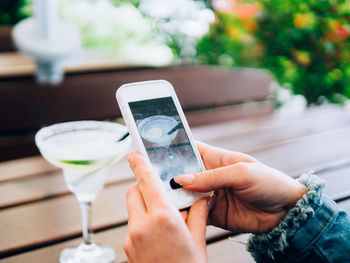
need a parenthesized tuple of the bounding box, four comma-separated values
(60, 243, 116, 263)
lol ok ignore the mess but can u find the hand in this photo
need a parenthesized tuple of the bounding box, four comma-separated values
(124, 152, 210, 263)
(174, 142, 307, 233)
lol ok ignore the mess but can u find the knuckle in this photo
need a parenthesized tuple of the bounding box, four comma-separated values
(129, 227, 146, 243)
(126, 184, 137, 199)
(137, 176, 148, 189)
(153, 210, 176, 227)
(235, 162, 250, 173)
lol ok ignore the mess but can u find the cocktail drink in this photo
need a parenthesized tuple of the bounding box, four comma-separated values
(35, 121, 131, 263)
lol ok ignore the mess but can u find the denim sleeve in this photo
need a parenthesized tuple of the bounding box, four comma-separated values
(247, 172, 350, 263)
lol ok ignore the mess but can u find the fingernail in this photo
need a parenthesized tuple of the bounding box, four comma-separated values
(174, 174, 194, 185)
(208, 194, 216, 210)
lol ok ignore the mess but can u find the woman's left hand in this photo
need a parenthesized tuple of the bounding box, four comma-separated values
(124, 152, 210, 263)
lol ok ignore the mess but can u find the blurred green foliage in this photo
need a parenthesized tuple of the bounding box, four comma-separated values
(0, 0, 31, 25)
(108, 0, 140, 7)
(196, 0, 350, 105)
(3, 0, 350, 105)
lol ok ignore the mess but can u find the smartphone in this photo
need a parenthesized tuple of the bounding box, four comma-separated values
(116, 80, 210, 209)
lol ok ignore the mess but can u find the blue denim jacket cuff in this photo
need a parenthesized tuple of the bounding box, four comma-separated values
(246, 172, 334, 262)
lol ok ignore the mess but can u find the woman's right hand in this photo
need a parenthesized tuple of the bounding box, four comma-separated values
(174, 142, 307, 233)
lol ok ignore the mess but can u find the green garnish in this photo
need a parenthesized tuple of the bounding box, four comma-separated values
(60, 160, 93, 165)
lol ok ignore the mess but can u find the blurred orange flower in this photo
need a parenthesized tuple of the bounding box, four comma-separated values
(292, 50, 311, 67)
(242, 19, 258, 32)
(293, 13, 315, 29)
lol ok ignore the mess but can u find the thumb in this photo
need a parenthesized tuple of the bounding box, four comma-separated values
(186, 197, 210, 254)
(174, 162, 249, 192)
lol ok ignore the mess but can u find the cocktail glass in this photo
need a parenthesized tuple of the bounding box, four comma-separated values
(35, 121, 131, 263)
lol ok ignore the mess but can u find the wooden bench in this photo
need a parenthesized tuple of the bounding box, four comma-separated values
(0, 64, 272, 161)
(1, 104, 350, 262)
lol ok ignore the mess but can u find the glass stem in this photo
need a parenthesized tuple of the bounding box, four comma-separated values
(79, 201, 94, 245)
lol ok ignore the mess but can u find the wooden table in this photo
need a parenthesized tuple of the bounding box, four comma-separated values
(1, 105, 350, 263)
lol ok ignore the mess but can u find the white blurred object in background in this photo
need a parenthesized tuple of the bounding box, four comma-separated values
(12, 0, 80, 84)
(139, 0, 215, 58)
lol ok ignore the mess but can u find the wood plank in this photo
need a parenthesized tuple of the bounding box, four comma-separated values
(0, 100, 273, 162)
(0, 156, 57, 183)
(0, 52, 134, 77)
(338, 198, 350, 212)
(186, 100, 273, 127)
(0, 66, 271, 161)
(194, 109, 350, 153)
(250, 128, 350, 176)
(1, 226, 129, 263)
(207, 234, 254, 263)
(0, 178, 135, 256)
(0, 158, 132, 209)
(320, 164, 350, 201)
(192, 104, 347, 142)
(0, 66, 271, 134)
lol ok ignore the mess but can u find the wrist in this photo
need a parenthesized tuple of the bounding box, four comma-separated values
(287, 183, 308, 209)
(247, 172, 326, 262)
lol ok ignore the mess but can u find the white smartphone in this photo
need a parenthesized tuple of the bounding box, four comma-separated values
(116, 80, 210, 209)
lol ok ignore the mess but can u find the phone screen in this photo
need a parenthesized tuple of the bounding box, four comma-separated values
(129, 96, 202, 191)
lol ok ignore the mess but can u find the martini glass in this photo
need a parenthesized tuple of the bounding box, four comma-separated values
(35, 121, 131, 263)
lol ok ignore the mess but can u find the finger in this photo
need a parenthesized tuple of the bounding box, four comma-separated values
(127, 152, 172, 211)
(196, 141, 257, 169)
(175, 162, 252, 192)
(181, 210, 189, 222)
(187, 198, 210, 253)
(126, 184, 146, 220)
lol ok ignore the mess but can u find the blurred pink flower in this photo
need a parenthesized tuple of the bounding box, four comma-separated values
(212, 0, 261, 19)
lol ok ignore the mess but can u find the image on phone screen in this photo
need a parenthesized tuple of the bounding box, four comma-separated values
(129, 97, 202, 191)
